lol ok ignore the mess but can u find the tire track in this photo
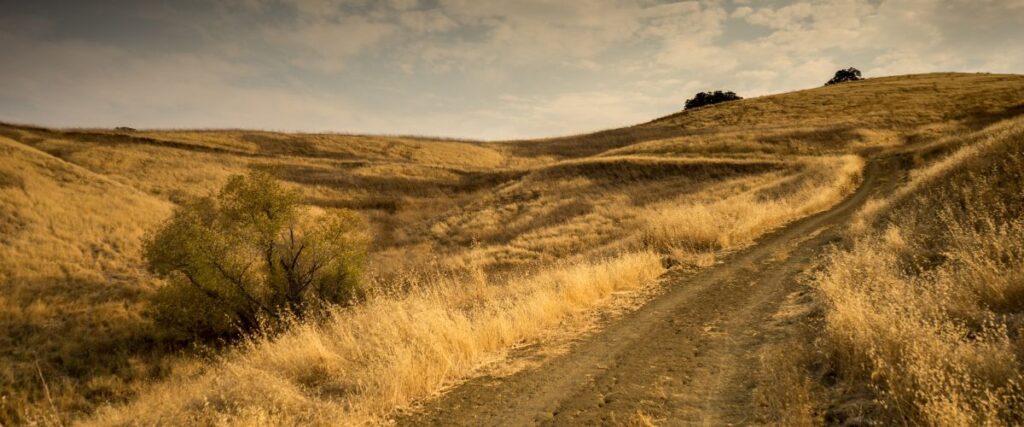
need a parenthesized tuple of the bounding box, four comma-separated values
(398, 156, 897, 426)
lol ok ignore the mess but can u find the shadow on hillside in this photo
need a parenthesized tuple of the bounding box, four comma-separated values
(534, 158, 781, 183)
(272, 163, 524, 198)
(506, 125, 688, 158)
(0, 276, 186, 426)
(962, 103, 1024, 130)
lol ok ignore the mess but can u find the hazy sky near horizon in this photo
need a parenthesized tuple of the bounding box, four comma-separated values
(1, 0, 1022, 139)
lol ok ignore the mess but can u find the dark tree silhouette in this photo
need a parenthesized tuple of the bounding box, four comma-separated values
(825, 68, 863, 86)
(684, 90, 743, 110)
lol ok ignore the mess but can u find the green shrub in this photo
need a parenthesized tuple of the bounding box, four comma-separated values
(144, 170, 367, 340)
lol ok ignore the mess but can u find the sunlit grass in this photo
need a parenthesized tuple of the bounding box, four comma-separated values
(3, 72, 1024, 424)
(90, 252, 665, 425)
(812, 117, 1024, 425)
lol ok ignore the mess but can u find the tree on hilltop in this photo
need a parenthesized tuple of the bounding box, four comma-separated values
(684, 90, 743, 110)
(826, 68, 863, 86)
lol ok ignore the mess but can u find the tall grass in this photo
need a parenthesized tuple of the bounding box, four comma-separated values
(89, 252, 665, 425)
(0, 136, 174, 425)
(813, 118, 1024, 425)
(641, 155, 863, 253)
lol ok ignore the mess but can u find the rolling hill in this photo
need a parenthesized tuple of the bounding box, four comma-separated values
(1, 72, 1023, 425)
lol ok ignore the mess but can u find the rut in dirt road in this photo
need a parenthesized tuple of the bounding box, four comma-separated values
(398, 156, 899, 426)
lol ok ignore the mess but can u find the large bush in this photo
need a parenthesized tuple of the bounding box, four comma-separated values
(684, 90, 742, 110)
(144, 170, 367, 339)
(825, 67, 863, 86)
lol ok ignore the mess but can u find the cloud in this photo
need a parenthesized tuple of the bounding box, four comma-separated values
(485, 76, 708, 138)
(387, 0, 419, 11)
(398, 10, 457, 33)
(730, 6, 753, 18)
(266, 18, 396, 72)
(0, 29, 362, 131)
(1, 0, 1023, 139)
(743, 3, 814, 30)
(430, 0, 645, 65)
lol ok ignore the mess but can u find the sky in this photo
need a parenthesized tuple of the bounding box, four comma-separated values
(1, 0, 1022, 140)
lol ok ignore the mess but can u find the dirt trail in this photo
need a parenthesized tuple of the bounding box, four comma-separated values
(398, 156, 900, 426)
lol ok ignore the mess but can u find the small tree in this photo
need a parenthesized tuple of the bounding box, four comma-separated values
(825, 68, 863, 86)
(685, 90, 743, 110)
(144, 170, 367, 339)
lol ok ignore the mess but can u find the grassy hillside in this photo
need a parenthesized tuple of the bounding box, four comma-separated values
(513, 72, 1024, 158)
(807, 115, 1024, 425)
(1, 72, 1023, 425)
(0, 136, 174, 424)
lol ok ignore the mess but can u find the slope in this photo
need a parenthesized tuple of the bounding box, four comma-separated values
(506, 72, 1024, 158)
(0, 136, 172, 424)
(1, 72, 1023, 424)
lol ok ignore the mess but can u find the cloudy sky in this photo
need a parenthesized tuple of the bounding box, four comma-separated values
(1, 0, 1022, 139)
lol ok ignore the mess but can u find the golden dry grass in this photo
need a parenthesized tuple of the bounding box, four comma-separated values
(641, 155, 863, 254)
(754, 340, 819, 427)
(88, 252, 665, 425)
(0, 136, 176, 425)
(508, 73, 1024, 158)
(813, 116, 1024, 425)
(2, 72, 1024, 424)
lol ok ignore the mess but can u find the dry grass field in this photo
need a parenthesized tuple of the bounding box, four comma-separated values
(2, 72, 1024, 425)
(807, 116, 1024, 425)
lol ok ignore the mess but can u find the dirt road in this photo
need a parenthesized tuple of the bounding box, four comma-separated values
(398, 156, 898, 426)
